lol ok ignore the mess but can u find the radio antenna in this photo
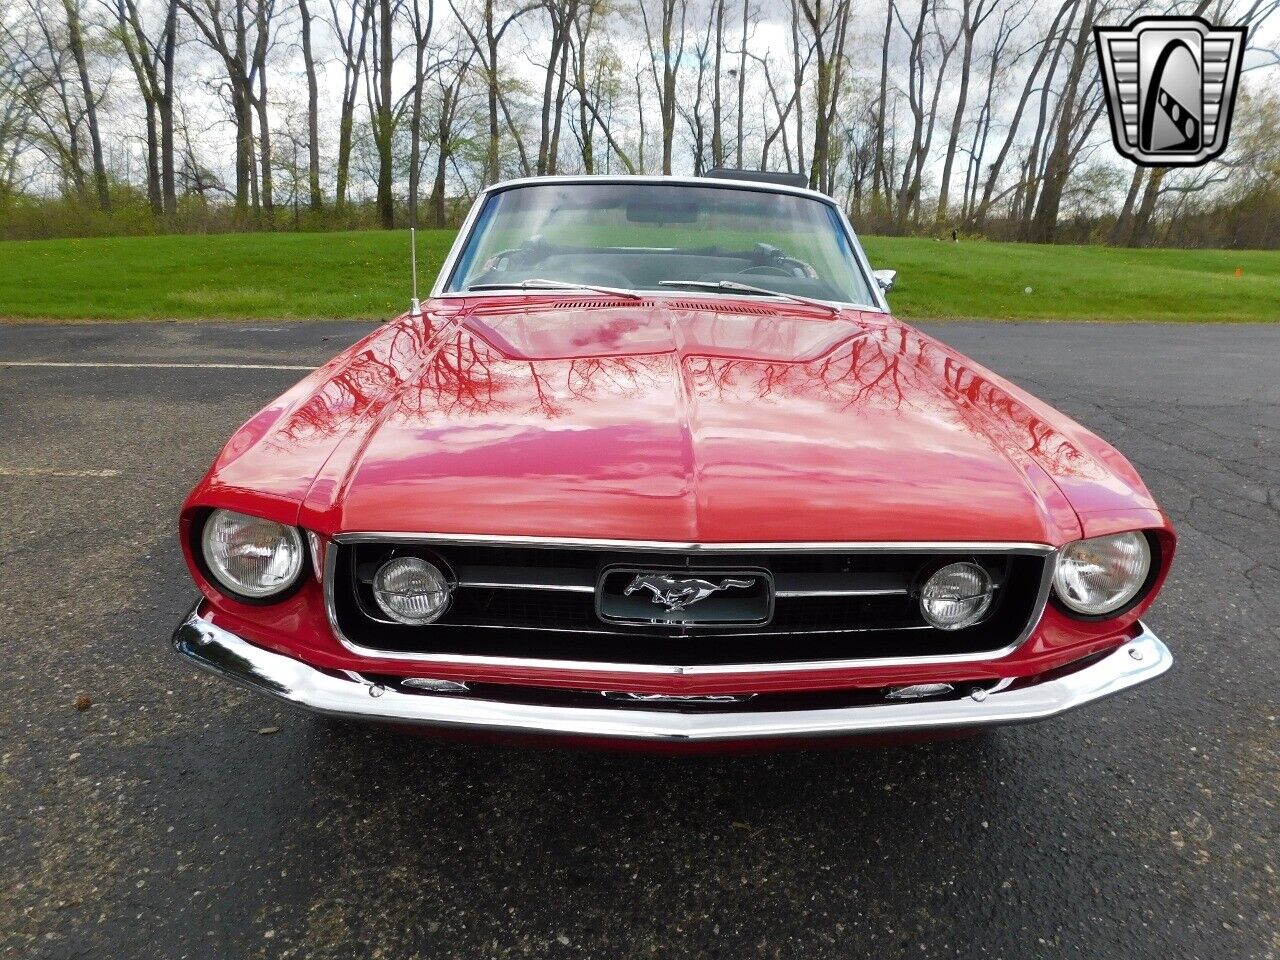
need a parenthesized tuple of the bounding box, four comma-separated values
(409, 225, 422, 317)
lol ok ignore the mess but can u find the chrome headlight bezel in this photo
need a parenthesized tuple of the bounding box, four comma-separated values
(1052, 531, 1156, 620)
(198, 508, 307, 603)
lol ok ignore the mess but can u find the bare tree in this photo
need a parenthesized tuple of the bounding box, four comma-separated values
(6, 0, 92, 198)
(871, 0, 893, 214)
(0, 9, 41, 195)
(179, 0, 279, 220)
(936, 0, 1000, 223)
(1025, 0, 1099, 242)
(574, 36, 638, 174)
(893, 0, 961, 227)
(967, 0, 1075, 229)
(406, 0, 434, 224)
(638, 0, 685, 174)
(797, 0, 853, 194)
(749, 48, 798, 171)
(367, 0, 395, 226)
(734, 0, 750, 167)
(449, 0, 537, 183)
(568, 0, 602, 172)
(958, 0, 1028, 225)
(426, 41, 473, 225)
(709, 0, 724, 167)
(113, 0, 178, 215)
(329, 0, 373, 210)
(297, 0, 322, 209)
(679, 5, 714, 173)
(534, 0, 574, 175)
(61, 0, 111, 209)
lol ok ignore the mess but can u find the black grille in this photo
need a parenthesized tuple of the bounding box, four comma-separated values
(329, 541, 1050, 667)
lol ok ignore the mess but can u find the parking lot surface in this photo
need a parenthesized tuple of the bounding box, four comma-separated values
(1, 319, 1276, 959)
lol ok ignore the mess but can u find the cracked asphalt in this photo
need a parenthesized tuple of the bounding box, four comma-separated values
(1, 320, 1276, 960)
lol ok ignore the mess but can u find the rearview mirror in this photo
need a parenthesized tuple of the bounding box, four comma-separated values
(626, 201, 699, 224)
(873, 269, 897, 294)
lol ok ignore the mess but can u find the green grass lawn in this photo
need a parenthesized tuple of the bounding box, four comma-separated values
(0, 229, 1274, 322)
(862, 236, 1279, 323)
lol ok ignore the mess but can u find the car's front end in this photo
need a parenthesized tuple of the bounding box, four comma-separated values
(175, 527, 1172, 748)
(174, 175, 1174, 749)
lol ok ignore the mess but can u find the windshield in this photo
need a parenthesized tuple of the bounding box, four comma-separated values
(444, 181, 878, 307)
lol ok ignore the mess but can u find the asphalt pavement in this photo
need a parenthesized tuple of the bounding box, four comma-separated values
(1, 319, 1276, 960)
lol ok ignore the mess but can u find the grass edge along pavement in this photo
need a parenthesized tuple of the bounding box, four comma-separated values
(0, 230, 1274, 323)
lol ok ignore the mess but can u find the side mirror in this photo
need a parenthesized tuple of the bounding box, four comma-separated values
(873, 269, 897, 294)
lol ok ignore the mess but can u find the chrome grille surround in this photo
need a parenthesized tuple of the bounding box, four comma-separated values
(323, 534, 1058, 674)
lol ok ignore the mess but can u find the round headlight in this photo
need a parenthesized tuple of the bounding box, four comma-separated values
(372, 557, 452, 625)
(919, 562, 994, 631)
(1053, 532, 1151, 617)
(201, 509, 304, 599)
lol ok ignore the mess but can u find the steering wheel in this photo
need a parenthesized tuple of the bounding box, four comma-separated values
(737, 265, 794, 278)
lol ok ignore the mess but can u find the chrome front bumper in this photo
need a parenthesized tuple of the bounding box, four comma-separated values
(172, 607, 1172, 743)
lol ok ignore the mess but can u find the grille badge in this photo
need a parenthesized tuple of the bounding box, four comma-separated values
(623, 573, 757, 612)
(597, 566, 774, 627)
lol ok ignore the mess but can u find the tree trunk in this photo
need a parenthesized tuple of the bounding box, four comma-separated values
(971, 0, 1074, 228)
(573, 8, 595, 173)
(484, 0, 500, 181)
(255, 67, 274, 218)
(1129, 168, 1165, 246)
(233, 84, 253, 220)
(1110, 167, 1145, 245)
(788, 2, 804, 174)
(143, 98, 161, 213)
(160, 0, 177, 217)
(711, 0, 724, 168)
(735, 0, 747, 168)
(298, 0, 322, 210)
(871, 0, 893, 217)
(116, 0, 161, 213)
(937, 0, 978, 223)
(63, 0, 110, 210)
(800, 0, 852, 193)
(1027, 0, 1096, 243)
(375, 0, 394, 227)
(635, 72, 645, 172)
(548, 35, 570, 174)
(894, 0, 929, 229)
(537, 2, 568, 175)
(431, 82, 452, 228)
(407, 0, 432, 227)
(333, 0, 372, 211)
(660, 1, 680, 174)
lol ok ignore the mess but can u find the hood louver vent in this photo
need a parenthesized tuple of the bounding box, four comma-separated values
(550, 299, 658, 310)
(547, 299, 788, 317)
(665, 300, 779, 316)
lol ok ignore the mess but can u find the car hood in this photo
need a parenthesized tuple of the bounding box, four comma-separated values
(200, 297, 1160, 544)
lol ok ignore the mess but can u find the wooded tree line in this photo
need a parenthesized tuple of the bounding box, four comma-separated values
(1, 0, 1278, 245)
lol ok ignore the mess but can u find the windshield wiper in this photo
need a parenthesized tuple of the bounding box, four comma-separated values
(466, 278, 645, 301)
(657, 279, 840, 315)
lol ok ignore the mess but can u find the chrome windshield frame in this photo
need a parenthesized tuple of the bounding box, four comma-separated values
(429, 175, 890, 314)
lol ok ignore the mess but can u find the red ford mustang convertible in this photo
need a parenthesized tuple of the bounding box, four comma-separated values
(175, 174, 1174, 749)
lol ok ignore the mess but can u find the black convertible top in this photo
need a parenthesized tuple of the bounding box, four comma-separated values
(703, 168, 811, 190)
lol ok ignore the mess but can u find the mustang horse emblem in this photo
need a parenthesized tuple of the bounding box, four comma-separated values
(623, 574, 756, 612)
